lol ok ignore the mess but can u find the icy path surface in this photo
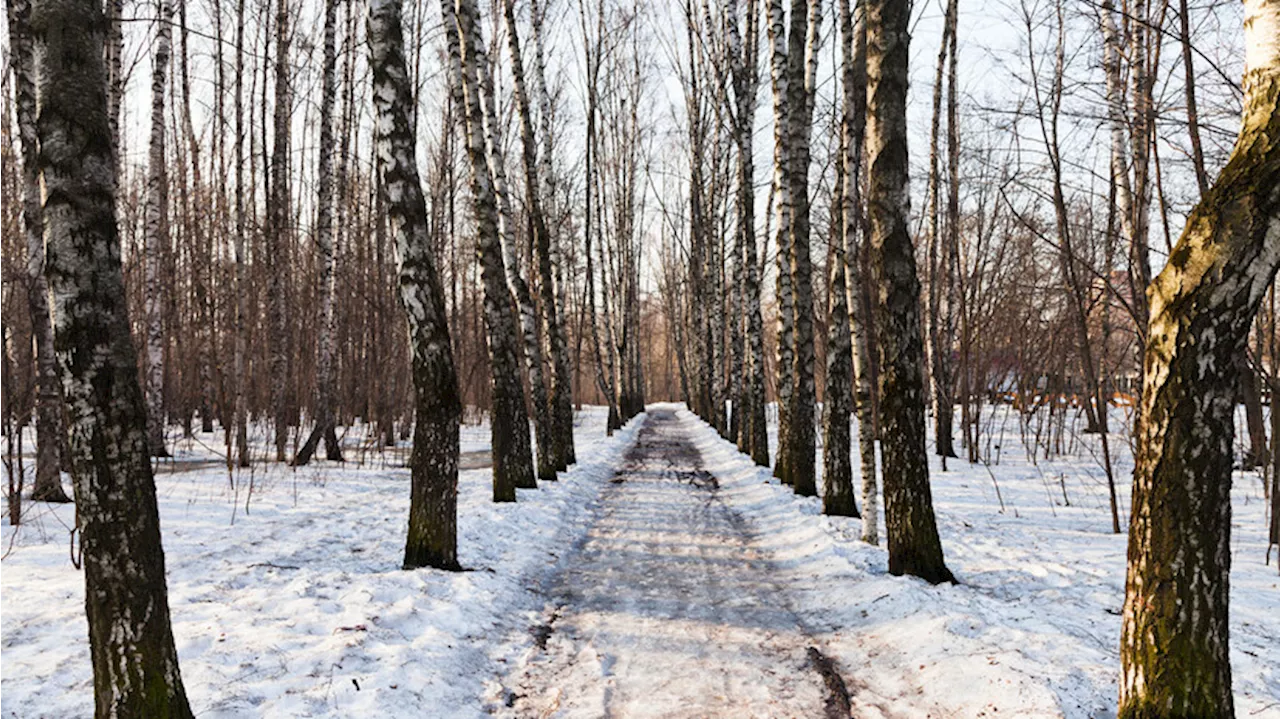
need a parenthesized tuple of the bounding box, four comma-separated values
(500, 408, 837, 719)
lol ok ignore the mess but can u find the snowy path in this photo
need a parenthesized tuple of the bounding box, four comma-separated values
(500, 408, 845, 719)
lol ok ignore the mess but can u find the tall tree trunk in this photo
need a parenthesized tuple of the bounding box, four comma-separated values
(33, 0, 194, 712)
(925, 0, 958, 462)
(767, 0, 794, 485)
(369, 0, 463, 570)
(529, 0, 576, 467)
(728, 0, 769, 467)
(1119, 2, 1280, 713)
(294, 0, 344, 466)
(823, 0, 866, 519)
(865, 0, 954, 584)
(1100, 0, 1136, 279)
(446, 0, 536, 500)
(941, 5, 960, 460)
(485, 0, 555, 485)
(144, 0, 174, 458)
(1126, 0, 1153, 347)
(506, 0, 570, 477)
(232, 0, 250, 468)
(581, 1, 620, 434)
(685, 0, 711, 427)
(844, 1, 878, 544)
(7, 0, 71, 502)
(268, 0, 292, 462)
(784, 0, 821, 498)
(104, 0, 124, 160)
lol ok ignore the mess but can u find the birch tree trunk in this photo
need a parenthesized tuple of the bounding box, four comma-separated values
(104, 0, 124, 160)
(685, 0, 711, 426)
(529, 0, 575, 468)
(144, 0, 174, 458)
(33, 0, 194, 711)
(822, 95, 854, 518)
(924, 0, 958, 462)
(268, 0, 292, 462)
(7, 0, 71, 502)
(369, 0, 464, 570)
(581, 0, 620, 434)
(446, 0, 536, 499)
(505, 0, 570, 478)
(295, 0, 344, 466)
(1100, 0, 1137, 331)
(485, 0, 555, 485)
(785, 0, 821, 498)
(727, 0, 769, 467)
(1127, 0, 1153, 345)
(232, 0, 250, 468)
(822, 0, 863, 519)
(844, 0, 879, 544)
(767, 0, 794, 485)
(865, 0, 953, 584)
(1119, 1, 1280, 713)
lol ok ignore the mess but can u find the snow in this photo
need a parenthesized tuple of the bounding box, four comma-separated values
(2, 408, 641, 717)
(3, 401, 1279, 717)
(686, 403, 1280, 718)
(497, 407, 828, 717)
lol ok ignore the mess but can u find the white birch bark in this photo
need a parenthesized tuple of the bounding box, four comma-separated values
(1120, 1, 1280, 713)
(295, 0, 343, 466)
(445, 0, 536, 498)
(866, 0, 953, 583)
(7, 0, 71, 502)
(369, 0, 463, 569)
(143, 0, 174, 458)
(33, 0, 194, 710)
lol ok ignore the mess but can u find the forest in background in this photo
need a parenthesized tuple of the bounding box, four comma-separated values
(2, 0, 1279, 716)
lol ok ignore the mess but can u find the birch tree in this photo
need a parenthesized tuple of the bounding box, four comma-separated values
(581, 0, 622, 433)
(924, 0, 957, 462)
(295, 0, 344, 466)
(844, 0, 878, 544)
(727, 0, 769, 467)
(483, 30, 539, 490)
(822, 0, 865, 519)
(6, 0, 71, 502)
(529, 0, 576, 468)
(33, 0, 194, 711)
(446, 0, 537, 499)
(369, 0, 464, 569)
(232, 0, 251, 468)
(268, 0, 293, 462)
(767, 0, 794, 484)
(503, 0, 569, 479)
(1119, 0, 1280, 713)
(865, 0, 953, 583)
(144, 0, 174, 458)
(767, 0, 820, 496)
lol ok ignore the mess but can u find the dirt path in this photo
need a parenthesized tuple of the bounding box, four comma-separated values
(498, 408, 847, 718)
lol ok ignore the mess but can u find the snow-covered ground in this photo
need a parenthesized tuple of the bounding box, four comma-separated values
(497, 407, 831, 718)
(3, 401, 1278, 718)
(2, 407, 642, 717)
(689, 403, 1279, 718)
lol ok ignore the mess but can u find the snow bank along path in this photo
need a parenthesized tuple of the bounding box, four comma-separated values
(2, 408, 643, 717)
(499, 406, 848, 718)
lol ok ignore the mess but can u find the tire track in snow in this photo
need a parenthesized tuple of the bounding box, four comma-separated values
(498, 408, 844, 718)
